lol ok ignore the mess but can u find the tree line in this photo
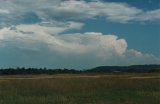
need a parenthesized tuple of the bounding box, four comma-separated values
(0, 64, 159, 75)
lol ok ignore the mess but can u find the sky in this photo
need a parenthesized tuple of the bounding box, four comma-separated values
(0, 0, 160, 69)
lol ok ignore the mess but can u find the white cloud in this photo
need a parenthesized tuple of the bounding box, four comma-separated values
(136, 9, 160, 21)
(54, 0, 160, 23)
(54, 0, 143, 22)
(0, 0, 159, 25)
(0, 25, 127, 55)
(0, 24, 159, 68)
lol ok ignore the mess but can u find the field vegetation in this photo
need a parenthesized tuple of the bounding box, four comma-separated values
(0, 73, 159, 104)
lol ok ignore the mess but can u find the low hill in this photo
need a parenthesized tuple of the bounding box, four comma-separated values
(88, 64, 160, 73)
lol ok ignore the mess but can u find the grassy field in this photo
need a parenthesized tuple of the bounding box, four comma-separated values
(0, 73, 159, 104)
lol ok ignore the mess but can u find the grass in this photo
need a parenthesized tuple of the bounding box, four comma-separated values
(0, 73, 160, 104)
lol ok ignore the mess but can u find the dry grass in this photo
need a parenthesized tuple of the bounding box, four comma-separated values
(0, 73, 160, 104)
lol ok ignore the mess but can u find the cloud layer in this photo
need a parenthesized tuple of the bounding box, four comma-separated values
(0, 0, 160, 27)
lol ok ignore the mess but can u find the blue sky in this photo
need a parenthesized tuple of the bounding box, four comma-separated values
(0, 0, 159, 69)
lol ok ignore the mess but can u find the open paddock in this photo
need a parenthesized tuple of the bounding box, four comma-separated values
(0, 73, 159, 104)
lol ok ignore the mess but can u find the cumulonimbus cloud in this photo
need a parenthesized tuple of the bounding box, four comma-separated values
(0, 24, 159, 69)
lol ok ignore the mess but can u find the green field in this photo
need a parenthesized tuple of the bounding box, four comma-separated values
(0, 73, 159, 104)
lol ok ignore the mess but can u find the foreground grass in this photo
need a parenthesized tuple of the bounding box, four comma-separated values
(0, 73, 159, 104)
